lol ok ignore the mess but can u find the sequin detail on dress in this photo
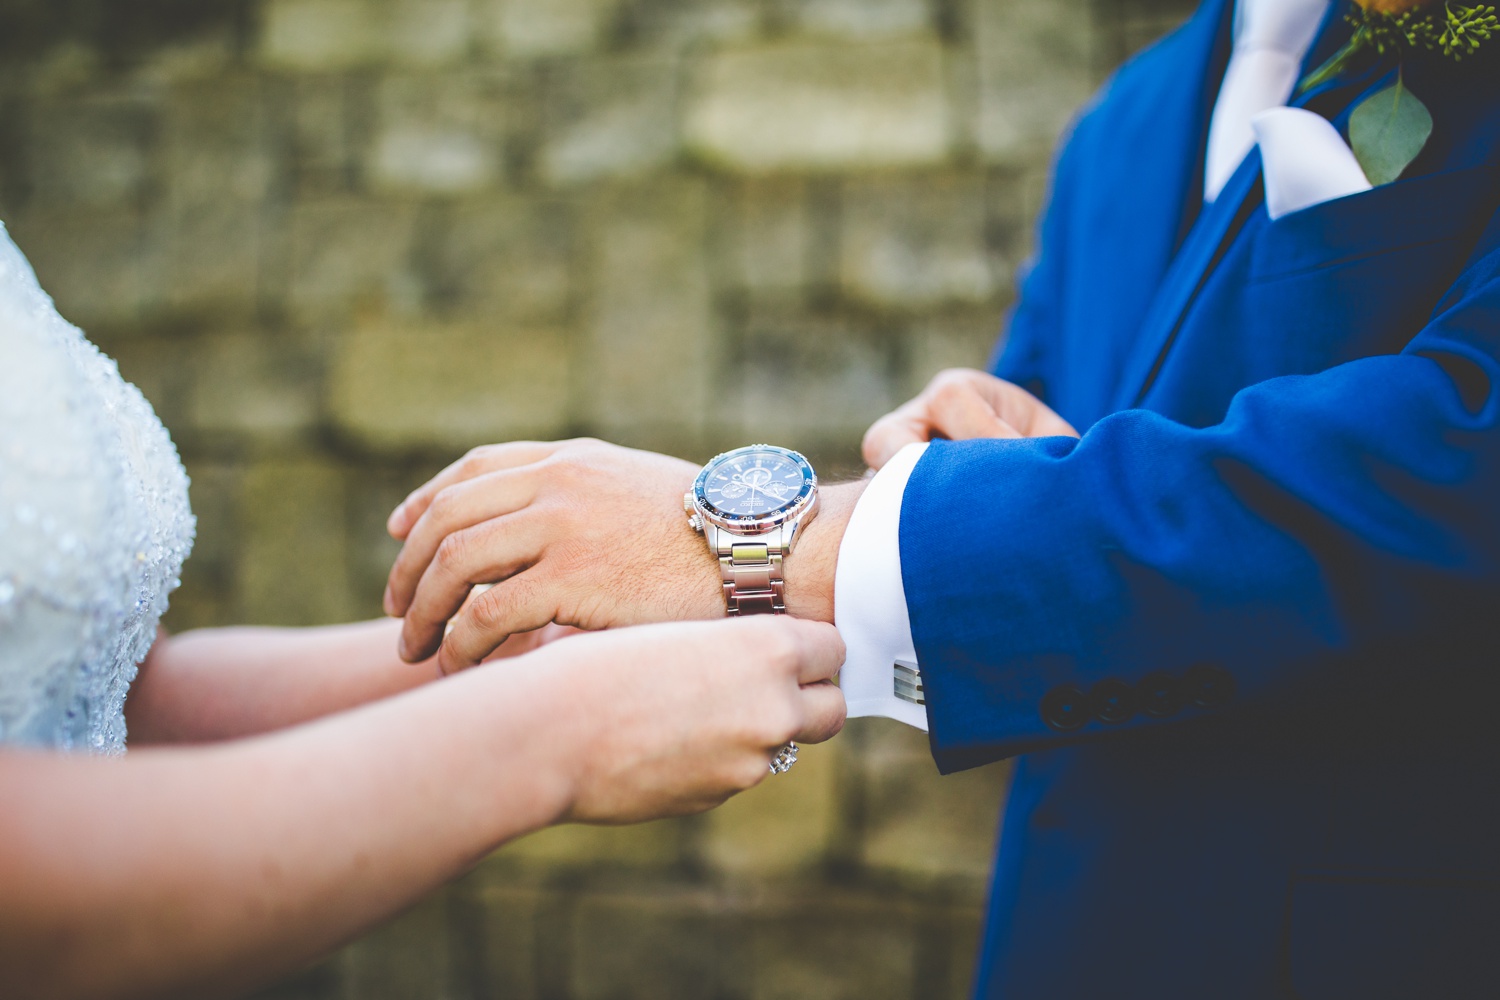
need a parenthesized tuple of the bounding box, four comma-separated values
(0, 222, 195, 753)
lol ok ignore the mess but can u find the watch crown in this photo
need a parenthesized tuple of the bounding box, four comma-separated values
(688, 513, 705, 533)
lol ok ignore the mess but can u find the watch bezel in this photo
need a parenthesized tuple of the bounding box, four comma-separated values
(693, 444, 817, 534)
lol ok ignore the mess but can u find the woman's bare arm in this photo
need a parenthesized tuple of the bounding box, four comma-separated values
(124, 620, 565, 744)
(0, 618, 846, 1000)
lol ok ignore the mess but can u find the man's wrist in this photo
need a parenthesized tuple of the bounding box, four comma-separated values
(783, 480, 868, 624)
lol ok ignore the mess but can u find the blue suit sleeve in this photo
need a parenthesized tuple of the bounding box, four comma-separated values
(904, 236, 1500, 773)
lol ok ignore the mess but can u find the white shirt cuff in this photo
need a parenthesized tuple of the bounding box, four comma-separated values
(833, 442, 929, 731)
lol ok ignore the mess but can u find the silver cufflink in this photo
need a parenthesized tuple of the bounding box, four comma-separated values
(894, 659, 925, 705)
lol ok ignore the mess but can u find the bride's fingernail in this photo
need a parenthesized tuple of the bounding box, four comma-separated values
(386, 506, 404, 533)
(398, 635, 410, 661)
(383, 585, 395, 616)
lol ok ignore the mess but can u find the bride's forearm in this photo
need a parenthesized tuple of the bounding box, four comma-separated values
(0, 659, 579, 1000)
(125, 620, 440, 744)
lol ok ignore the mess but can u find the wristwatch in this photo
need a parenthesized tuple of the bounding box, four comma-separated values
(685, 444, 819, 616)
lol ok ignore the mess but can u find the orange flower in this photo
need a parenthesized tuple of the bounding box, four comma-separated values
(1353, 0, 1431, 14)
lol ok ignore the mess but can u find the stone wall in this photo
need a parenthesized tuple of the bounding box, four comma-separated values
(0, 0, 1193, 996)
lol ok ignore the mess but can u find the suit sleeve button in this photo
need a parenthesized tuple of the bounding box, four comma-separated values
(1040, 684, 1094, 731)
(1138, 670, 1185, 718)
(1090, 679, 1138, 723)
(1184, 663, 1236, 710)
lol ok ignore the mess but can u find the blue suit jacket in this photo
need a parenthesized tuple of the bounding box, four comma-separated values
(900, 1, 1500, 996)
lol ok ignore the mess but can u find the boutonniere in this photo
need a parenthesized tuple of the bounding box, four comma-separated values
(1298, 0, 1497, 183)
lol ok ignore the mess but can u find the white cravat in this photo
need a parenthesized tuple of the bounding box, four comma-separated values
(834, 0, 1338, 732)
(1204, 0, 1331, 200)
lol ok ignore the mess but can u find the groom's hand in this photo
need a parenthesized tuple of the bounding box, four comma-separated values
(862, 368, 1078, 471)
(382, 439, 863, 674)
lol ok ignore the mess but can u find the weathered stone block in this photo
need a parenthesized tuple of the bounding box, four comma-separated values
(569, 889, 747, 1000)
(22, 95, 156, 210)
(726, 310, 896, 446)
(853, 719, 1009, 883)
(466, 885, 550, 1000)
(328, 321, 572, 449)
(483, 0, 623, 58)
(153, 199, 264, 320)
(426, 196, 574, 325)
(539, 54, 679, 186)
(259, 0, 387, 69)
(154, 77, 271, 313)
(699, 738, 839, 876)
(716, 178, 813, 299)
(580, 180, 713, 435)
(263, 0, 476, 70)
(841, 172, 1001, 309)
(159, 75, 276, 207)
(238, 457, 356, 626)
(373, 126, 498, 194)
(282, 197, 420, 321)
(339, 891, 458, 1000)
(490, 818, 687, 867)
(683, 40, 951, 172)
(791, 0, 932, 39)
(284, 75, 366, 194)
(131, 34, 241, 88)
(898, 311, 1007, 398)
(750, 896, 920, 1000)
(386, 0, 476, 66)
(371, 74, 505, 195)
(974, 0, 1096, 160)
(185, 331, 322, 438)
(624, 0, 762, 49)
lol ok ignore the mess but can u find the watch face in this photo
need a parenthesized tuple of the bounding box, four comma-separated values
(696, 446, 815, 526)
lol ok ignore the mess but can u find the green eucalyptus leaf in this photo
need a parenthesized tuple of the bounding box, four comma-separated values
(1348, 81, 1434, 186)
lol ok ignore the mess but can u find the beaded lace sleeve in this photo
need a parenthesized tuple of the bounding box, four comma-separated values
(0, 223, 194, 753)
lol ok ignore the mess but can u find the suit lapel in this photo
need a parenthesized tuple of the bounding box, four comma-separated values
(1034, 0, 1231, 429)
(1111, 1, 1355, 411)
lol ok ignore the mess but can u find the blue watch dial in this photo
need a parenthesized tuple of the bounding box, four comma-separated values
(697, 447, 814, 522)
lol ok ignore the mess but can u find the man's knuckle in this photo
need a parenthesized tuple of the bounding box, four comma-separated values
(427, 488, 459, 522)
(435, 532, 469, 568)
(931, 375, 972, 406)
(929, 368, 968, 391)
(468, 591, 509, 633)
(541, 451, 586, 485)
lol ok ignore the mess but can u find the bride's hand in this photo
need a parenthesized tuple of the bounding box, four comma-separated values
(542, 616, 846, 824)
(861, 368, 1079, 471)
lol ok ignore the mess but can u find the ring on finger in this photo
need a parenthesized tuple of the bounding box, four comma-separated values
(768, 742, 799, 775)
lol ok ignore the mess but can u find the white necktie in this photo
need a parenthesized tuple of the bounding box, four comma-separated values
(1204, 0, 1332, 201)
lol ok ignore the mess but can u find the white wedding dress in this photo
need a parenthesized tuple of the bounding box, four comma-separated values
(0, 222, 195, 753)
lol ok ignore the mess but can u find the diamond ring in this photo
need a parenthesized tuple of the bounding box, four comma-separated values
(768, 741, 799, 774)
